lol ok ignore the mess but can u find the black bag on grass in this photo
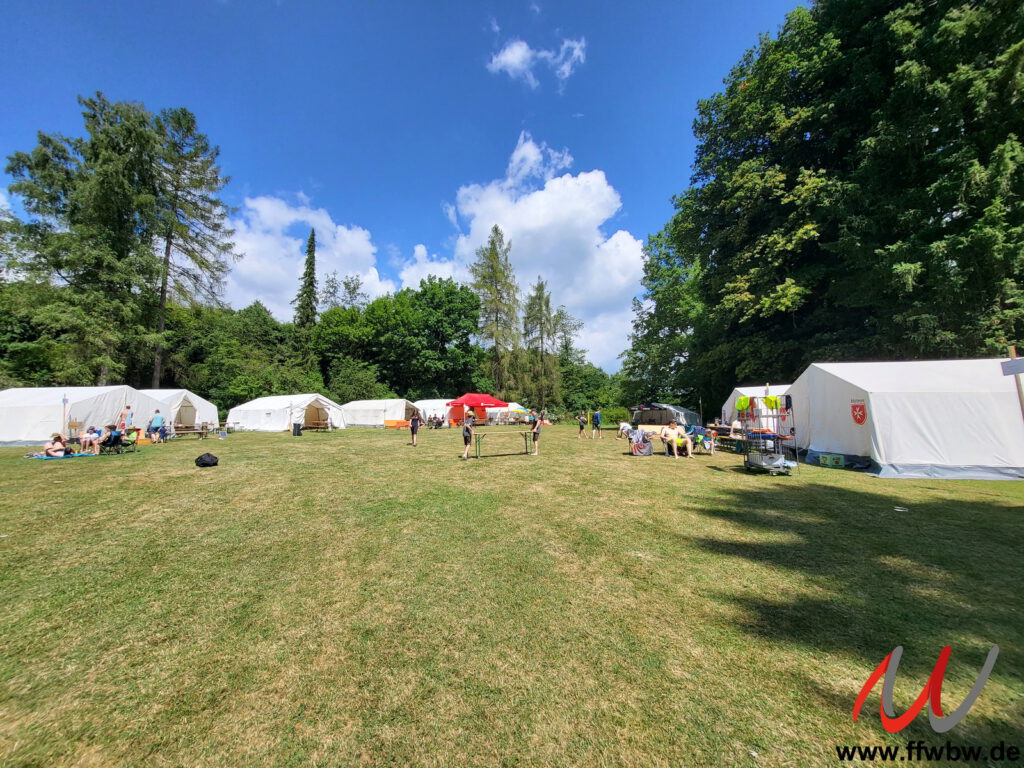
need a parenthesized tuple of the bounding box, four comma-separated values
(195, 452, 219, 467)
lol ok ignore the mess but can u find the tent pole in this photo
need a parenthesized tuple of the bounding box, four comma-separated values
(1010, 346, 1024, 428)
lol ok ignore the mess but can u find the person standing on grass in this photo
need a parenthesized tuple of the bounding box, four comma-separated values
(577, 410, 587, 439)
(117, 404, 132, 430)
(530, 409, 542, 455)
(410, 412, 421, 446)
(461, 415, 475, 460)
(592, 407, 603, 439)
(149, 410, 165, 443)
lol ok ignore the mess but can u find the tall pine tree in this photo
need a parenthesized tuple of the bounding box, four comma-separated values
(292, 229, 318, 360)
(469, 224, 520, 396)
(523, 276, 558, 407)
(151, 107, 236, 387)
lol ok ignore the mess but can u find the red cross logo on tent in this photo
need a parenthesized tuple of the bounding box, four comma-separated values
(851, 401, 867, 425)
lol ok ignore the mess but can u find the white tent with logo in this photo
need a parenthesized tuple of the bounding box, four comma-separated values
(788, 359, 1024, 479)
(721, 384, 791, 430)
(340, 398, 417, 427)
(226, 393, 346, 432)
(413, 398, 454, 420)
(138, 389, 220, 429)
(0, 386, 165, 445)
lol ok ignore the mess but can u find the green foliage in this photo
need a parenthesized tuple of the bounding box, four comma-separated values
(623, 0, 1024, 412)
(324, 355, 394, 404)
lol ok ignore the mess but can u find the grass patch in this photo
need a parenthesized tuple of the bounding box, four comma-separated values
(1, 427, 1021, 766)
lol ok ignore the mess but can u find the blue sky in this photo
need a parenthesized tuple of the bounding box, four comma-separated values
(1, 0, 801, 370)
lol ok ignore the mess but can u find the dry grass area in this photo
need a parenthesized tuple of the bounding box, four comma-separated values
(1, 426, 1021, 767)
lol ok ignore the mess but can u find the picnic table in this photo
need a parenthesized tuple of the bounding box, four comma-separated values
(172, 426, 208, 439)
(474, 429, 534, 458)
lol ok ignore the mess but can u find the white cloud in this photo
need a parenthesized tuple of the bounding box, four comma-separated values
(487, 40, 540, 88)
(398, 243, 469, 288)
(489, 17, 500, 34)
(487, 37, 586, 90)
(396, 131, 643, 371)
(226, 195, 395, 321)
(0, 192, 9, 210)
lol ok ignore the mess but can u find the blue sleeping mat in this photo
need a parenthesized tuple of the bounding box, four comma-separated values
(29, 453, 96, 460)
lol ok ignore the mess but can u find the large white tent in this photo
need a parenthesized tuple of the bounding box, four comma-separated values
(340, 398, 417, 427)
(721, 384, 791, 430)
(226, 393, 346, 432)
(0, 386, 165, 445)
(138, 389, 219, 429)
(788, 359, 1024, 480)
(413, 398, 454, 420)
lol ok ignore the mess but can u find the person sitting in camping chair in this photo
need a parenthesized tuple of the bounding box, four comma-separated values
(99, 425, 123, 455)
(122, 426, 140, 452)
(688, 425, 715, 455)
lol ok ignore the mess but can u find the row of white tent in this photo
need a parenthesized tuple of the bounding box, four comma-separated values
(0, 386, 219, 444)
(719, 358, 1024, 480)
(0, 387, 518, 442)
(223, 397, 530, 430)
(3, 359, 1021, 479)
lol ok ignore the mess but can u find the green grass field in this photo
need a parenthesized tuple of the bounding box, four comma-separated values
(1, 426, 1021, 767)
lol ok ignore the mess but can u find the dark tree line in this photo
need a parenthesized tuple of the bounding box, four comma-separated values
(622, 0, 1023, 411)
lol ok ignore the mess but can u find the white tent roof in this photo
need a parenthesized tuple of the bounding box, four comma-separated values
(226, 393, 346, 432)
(789, 359, 1024, 479)
(138, 389, 219, 427)
(413, 399, 454, 419)
(341, 398, 417, 426)
(0, 386, 166, 444)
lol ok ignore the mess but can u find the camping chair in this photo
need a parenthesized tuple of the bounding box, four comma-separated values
(689, 426, 715, 455)
(628, 429, 653, 456)
(99, 430, 124, 455)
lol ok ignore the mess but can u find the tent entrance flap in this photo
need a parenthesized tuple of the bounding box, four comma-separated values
(176, 402, 197, 427)
(305, 404, 327, 426)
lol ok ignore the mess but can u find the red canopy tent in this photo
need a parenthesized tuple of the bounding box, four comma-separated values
(446, 393, 508, 423)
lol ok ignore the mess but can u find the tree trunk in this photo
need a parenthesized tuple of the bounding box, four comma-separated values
(152, 230, 174, 388)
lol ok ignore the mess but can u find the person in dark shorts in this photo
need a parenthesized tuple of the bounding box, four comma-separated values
(461, 415, 475, 460)
(530, 410, 542, 455)
(592, 407, 603, 439)
(577, 411, 587, 439)
(410, 413, 421, 446)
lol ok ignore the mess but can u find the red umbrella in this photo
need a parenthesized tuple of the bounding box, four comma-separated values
(446, 393, 509, 408)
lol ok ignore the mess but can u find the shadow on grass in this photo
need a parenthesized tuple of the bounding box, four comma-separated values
(681, 481, 1023, 738)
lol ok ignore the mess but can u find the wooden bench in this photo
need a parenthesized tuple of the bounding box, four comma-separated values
(172, 428, 208, 439)
(304, 421, 331, 432)
(473, 430, 535, 458)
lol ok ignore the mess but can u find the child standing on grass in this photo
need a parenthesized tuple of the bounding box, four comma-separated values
(531, 410, 542, 455)
(461, 415, 475, 460)
(577, 411, 587, 439)
(592, 407, 603, 439)
(410, 413, 421, 447)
